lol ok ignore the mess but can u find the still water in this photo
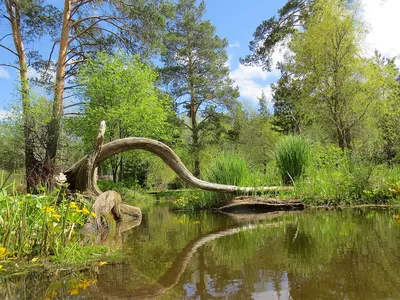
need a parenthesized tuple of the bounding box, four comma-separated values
(2, 204, 400, 299)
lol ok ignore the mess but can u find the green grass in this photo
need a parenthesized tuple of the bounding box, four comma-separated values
(0, 183, 110, 270)
(275, 135, 311, 185)
(292, 146, 400, 205)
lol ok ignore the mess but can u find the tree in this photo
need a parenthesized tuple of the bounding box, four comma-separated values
(43, 0, 171, 187)
(69, 52, 173, 182)
(241, 0, 313, 70)
(1, 0, 171, 189)
(0, 0, 60, 190)
(281, 0, 395, 150)
(258, 90, 270, 118)
(161, 0, 239, 177)
(271, 72, 303, 134)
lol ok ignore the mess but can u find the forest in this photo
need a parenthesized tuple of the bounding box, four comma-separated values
(1, 0, 400, 297)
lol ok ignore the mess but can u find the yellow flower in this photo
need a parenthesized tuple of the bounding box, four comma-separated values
(395, 215, 399, 219)
(91, 211, 97, 218)
(69, 202, 78, 209)
(42, 206, 56, 213)
(0, 247, 7, 259)
(31, 257, 39, 262)
(69, 289, 79, 295)
(81, 207, 90, 215)
(99, 261, 107, 266)
(52, 214, 61, 222)
(26, 193, 31, 197)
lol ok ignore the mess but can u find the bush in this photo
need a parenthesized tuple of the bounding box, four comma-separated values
(275, 136, 310, 184)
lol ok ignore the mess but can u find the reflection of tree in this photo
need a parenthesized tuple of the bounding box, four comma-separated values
(3, 208, 400, 299)
(129, 222, 281, 298)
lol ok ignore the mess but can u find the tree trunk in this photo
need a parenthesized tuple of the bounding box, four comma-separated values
(43, 0, 72, 188)
(6, 0, 40, 191)
(64, 122, 293, 196)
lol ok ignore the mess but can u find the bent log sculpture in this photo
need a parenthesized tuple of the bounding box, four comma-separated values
(64, 121, 293, 196)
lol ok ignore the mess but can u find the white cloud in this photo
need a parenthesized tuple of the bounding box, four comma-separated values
(230, 43, 286, 103)
(362, 0, 400, 64)
(0, 109, 10, 120)
(28, 67, 40, 80)
(229, 42, 240, 48)
(0, 67, 10, 79)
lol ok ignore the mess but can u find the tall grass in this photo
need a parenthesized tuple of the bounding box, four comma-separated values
(172, 153, 253, 211)
(204, 152, 251, 186)
(275, 135, 310, 185)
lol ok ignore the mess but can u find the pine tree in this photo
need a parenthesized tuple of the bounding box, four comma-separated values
(161, 0, 239, 177)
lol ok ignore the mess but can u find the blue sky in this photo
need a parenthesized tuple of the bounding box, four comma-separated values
(1, 0, 400, 118)
(0, 0, 285, 117)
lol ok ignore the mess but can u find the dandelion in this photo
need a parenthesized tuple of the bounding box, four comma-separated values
(91, 211, 97, 218)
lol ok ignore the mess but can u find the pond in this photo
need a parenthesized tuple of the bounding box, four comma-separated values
(2, 204, 400, 299)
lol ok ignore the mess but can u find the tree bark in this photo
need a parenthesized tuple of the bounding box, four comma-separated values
(5, 0, 40, 191)
(43, 0, 72, 188)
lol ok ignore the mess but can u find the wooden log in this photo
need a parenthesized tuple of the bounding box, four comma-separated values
(217, 196, 305, 213)
(64, 121, 292, 196)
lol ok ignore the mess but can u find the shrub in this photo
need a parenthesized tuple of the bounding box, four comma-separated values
(275, 136, 310, 185)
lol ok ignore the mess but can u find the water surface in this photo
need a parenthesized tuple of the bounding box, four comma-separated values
(2, 204, 400, 299)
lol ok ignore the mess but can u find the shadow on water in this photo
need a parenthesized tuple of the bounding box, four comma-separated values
(1, 204, 400, 299)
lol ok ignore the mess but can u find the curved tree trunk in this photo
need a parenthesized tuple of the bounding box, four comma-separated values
(64, 121, 293, 196)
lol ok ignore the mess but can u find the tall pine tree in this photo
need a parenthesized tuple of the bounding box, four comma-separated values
(161, 0, 239, 177)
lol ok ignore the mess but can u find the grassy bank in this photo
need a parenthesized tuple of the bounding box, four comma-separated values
(169, 141, 400, 210)
(0, 186, 115, 275)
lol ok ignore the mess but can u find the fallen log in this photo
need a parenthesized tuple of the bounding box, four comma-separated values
(218, 196, 305, 213)
(64, 121, 293, 196)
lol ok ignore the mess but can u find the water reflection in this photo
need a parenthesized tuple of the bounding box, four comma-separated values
(1, 205, 400, 299)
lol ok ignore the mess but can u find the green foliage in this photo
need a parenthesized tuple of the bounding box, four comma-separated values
(71, 52, 173, 144)
(293, 144, 400, 205)
(0, 187, 96, 261)
(241, 0, 314, 70)
(68, 52, 176, 182)
(204, 152, 251, 186)
(280, 0, 398, 150)
(275, 135, 310, 184)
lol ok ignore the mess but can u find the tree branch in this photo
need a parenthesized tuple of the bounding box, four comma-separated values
(0, 63, 20, 71)
(0, 44, 18, 57)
